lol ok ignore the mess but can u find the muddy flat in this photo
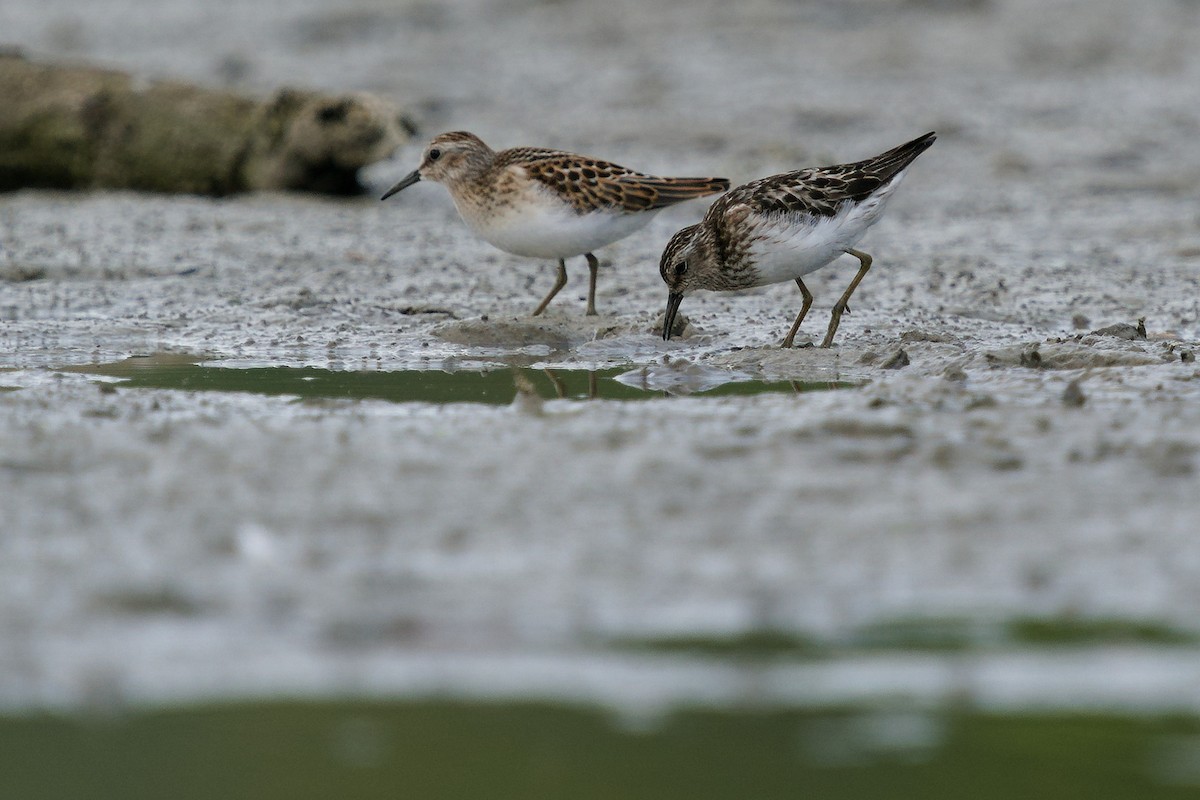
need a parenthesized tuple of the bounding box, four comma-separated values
(2, 0, 1200, 796)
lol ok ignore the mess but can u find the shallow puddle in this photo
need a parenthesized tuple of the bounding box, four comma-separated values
(57, 354, 852, 404)
(2, 700, 1198, 800)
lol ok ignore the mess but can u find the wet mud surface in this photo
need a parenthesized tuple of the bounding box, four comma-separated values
(3, 0, 1200, 773)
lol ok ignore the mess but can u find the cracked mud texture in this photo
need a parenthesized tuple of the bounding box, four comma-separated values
(2, 0, 1200, 716)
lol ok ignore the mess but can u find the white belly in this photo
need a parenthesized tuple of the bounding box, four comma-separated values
(454, 189, 657, 259)
(747, 211, 870, 285)
(748, 168, 907, 287)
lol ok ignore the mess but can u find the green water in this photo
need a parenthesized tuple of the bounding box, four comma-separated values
(611, 616, 1199, 658)
(2, 701, 1197, 799)
(59, 354, 849, 404)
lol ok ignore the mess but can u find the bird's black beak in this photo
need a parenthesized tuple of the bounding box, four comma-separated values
(380, 170, 421, 200)
(662, 292, 684, 341)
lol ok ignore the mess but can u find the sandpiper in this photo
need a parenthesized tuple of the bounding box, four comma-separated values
(659, 132, 936, 347)
(382, 131, 729, 316)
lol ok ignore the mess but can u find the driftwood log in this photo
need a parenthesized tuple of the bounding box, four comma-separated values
(0, 52, 415, 195)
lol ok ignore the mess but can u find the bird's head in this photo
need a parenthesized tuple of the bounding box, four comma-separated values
(659, 223, 718, 340)
(381, 131, 493, 199)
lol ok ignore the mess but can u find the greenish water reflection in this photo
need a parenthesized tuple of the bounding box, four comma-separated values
(2, 701, 1198, 800)
(612, 616, 1199, 659)
(61, 354, 848, 404)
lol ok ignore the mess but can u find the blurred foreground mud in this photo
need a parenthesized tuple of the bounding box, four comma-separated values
(0, 52, 414, 195)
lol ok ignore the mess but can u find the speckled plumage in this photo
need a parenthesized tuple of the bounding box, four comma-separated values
(660, 132, 936, 347)
(507, 148, 735, 214)
(382, 131, 729, 316)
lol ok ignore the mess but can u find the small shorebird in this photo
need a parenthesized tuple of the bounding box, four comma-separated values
(659, 132, 936, 347)
(382, 131, 729, 316)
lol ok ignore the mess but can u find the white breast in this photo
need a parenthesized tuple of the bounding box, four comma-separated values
(452, 182, 657, 260)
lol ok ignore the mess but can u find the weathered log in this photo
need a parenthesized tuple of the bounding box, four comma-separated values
(0, 52, 415, 195)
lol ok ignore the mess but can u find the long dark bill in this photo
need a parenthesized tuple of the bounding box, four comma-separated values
(380, 170, 421, 200)
(662, 292, 684, 341)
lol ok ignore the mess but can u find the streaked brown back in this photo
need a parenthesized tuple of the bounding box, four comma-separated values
(497, 148, 729, 214)
(712, 132, 936, 220)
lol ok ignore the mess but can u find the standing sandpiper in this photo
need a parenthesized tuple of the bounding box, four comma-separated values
(381, 131, 729, 316)
(659, 132, 936, 347)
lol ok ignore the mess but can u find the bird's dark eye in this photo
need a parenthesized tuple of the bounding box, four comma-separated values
(675, 261, 688, 276)
(428, 148, 442, 161)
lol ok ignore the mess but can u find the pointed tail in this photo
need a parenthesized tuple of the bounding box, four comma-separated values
(643, 176, 731, 209)
(859, 131, 937, 182)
